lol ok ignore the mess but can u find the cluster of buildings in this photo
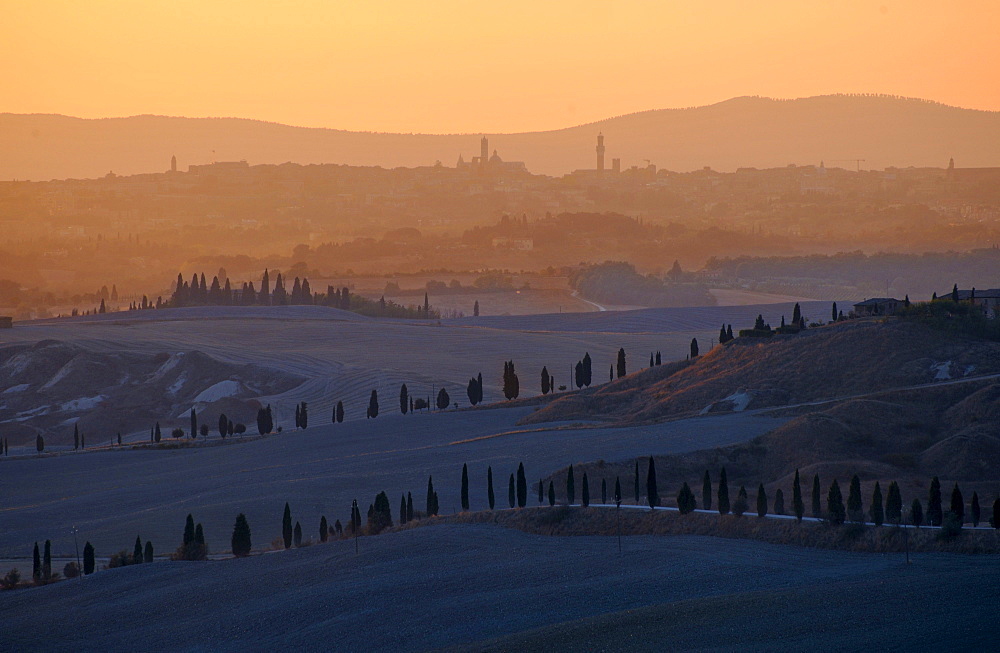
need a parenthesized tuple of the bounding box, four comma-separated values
(853, 289, 1000, 319)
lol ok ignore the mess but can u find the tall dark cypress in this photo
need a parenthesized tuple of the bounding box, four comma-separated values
(400, 384, 409, 414)
(399, 497, 406, 526)
(646, 457, 659, 508)
(427, 476, 436, 516)
(928, 476, 943, 526)
(190, 408, 197, 438)
(971, 492, 981, 527)
(871, 482, 884, 527)
(516, 462, 527, 508)
(827, 480, 846, 525)
(43, 540, 51, 580)
(886, 481, 902, 525)
(718, 467, 730, 515)
(950, 483, 965, 524)
(602, 478, 608, 504)
(133, 535, 144, 564)
(282, 503, 293, 549)
(508, 474, 515, 509)
(538, 478, 544, 504)
(321, 515, 330, 540)
(548, 481, 556, 506)
(407, 492, 414, 522)
(633, 460, 640, 504)
(582, 472, 590, 507)
(487, 466, 495, 509)
(567, 464, 575, 505)
(811, 474, 822, 518)
(32, 542, 40, 581)
(461, 463, 470, 511)
(847, 474, 863, 523)
(792, 469, 804, 521)
(184, 514, 196, 546)
(756, 483, 768, 518)
(83, 541, 95, 575)
(702, 470, 712, 511)
(232, 513, 252, 556)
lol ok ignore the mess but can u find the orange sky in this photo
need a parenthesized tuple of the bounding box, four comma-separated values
(3, 1, 999, 133)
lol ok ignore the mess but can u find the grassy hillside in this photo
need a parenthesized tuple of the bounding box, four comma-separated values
(523, 319, 1000, 425)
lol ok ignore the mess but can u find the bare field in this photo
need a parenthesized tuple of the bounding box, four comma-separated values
(2, 523, 995, 652)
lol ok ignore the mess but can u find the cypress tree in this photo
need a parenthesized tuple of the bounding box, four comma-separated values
(32, 542, 40, 581)
(702, 470, 712, 510)
(992, 499, 1000, 529)
(282, 503, 293, 549)
(184, 514, 196, 546)
(690, 338, 699, 358)
(567, 464, 575, 505)
(219, 413, 228, 437)
(461, 463, 470, 511)
(602, 478, 607, 504)
(582, 352, 592, 386)
(427, 477, 436, 516)
(231, 513, 252, 556)
(633, 460, 640, 504)
(617, 348, 626, 378)
(134, 536, 144, 564)
(487, 466, 495, 509)
(293, 522, 302, 547)
(541, 366, 550, 394)
(368, 390, 379, 418)
(407, 492, 414, 522)
(582, 472, 590, 507)
(646, 457, 659, 508)
(792, 470, 804, 521)
(811, 474, 822, 518)
(886, 481, 902, 525)
(83, 541, 95, 575)
(43, 540, 52, 580)
(718, 467, 730, 515)
(733, 486, 748, 517)
(399, 496, 406, 525)
(770, 488, 783, 515)
(614, 477, 622, 506)
(871, 482, 884, 526)
(971, 492, 981, 528)
(548, 481, 556, 506)
(74, 424, 79, 450)
(756, 483, 768, 518)
(950, 483, 965, 524)
(190, 408, 197, 439)
(320, 515, 329, 541)
(677, 482, 695, 514)
(847, 475, 863, 523)
(336, 401, 344, 423)
(539, 478, 544, 504)
(911, 499, 924, 528)
(928, 476, 943, 526)
(827, 480, 846, 525)
(508, 474, 515, 509)
(195, 524, 205, 547)
(516, 462, 527, 507)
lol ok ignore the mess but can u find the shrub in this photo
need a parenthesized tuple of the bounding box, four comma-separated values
(232, 513, 252, 556)
(939, 511, 963, 540)
(1, 568, 22, 590)
(677, 482, 696, 514)
(107, 550, 133, 568)
(63, 562, 80, 578)
(171, 428, 184, 439)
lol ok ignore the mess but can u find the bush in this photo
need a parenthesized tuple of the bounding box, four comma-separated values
(732, 486, 748, 516)
(63, 562, 80, 578)
(0, 568, 21, 590)
(939, 511, 963, 540)
(107, 550, 133, 568)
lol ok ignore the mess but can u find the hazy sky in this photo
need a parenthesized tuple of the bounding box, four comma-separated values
(4, 1, 998, 133)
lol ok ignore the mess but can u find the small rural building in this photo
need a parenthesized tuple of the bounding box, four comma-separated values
(0, 316, 12, 328)
(853, 298, 901, 317)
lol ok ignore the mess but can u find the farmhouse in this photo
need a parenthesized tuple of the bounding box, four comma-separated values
(853, 298, 900, 317)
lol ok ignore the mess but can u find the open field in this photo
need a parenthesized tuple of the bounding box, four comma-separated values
(0, 405, 784, 559)
(3, 523, 996, 652)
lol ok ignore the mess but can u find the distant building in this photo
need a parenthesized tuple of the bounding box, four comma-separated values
(853, 297, 901, 316)
(491, 236, 534, 251)
(170, 154, 177, 173)
(945, 288, 1000, 318)
(456, 137, 526, 173)
(596, 132, 605, 172)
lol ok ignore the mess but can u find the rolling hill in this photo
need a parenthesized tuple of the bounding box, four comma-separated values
(2, 95, 998, 180)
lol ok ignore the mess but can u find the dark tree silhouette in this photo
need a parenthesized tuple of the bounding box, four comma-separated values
(487, 466, 495, 509)
(792, 469, 804, 521)
(508, 473, 515, 509)
(733, 486, 748, 517)
(399, 384, 408, 414)
(886, 481, 902, 525)
(950, 483, 965, 524)
(218, 413, 228, 438)
(541, 366, 550, 394)
(602, 478, 607, 504)
(83, 541, 95, 575)
(847, 475, 863, 523)
(461, 463, 470, 511)
(774, 488, 785, 515)
(436, 387, 450, 410)
(646, 457, 659, 508)
(567, 464, 575, 505)
(582, 472, 590, 507)
(827, 480, 846, 525)
(677, 482, 696, 514)
(911, 498, 924, 528)
(32, 542, 40, 581)
(756, 483, 768, 518)
(811, 474, 822, 518)
(282, 503, 293, 549)
(582, 352, 592, 386)
(516, 462, 527, 508)
(871, 482, 884, 526)
(548, 481, 555, 506)
(690, 338, 699, 358)
(634, 460, 640, 504)
(718, 467, 730, 515)
(616, 348, 627, 378)
(320, 515, 329, 541)
(336, 401, 344, 423)
(368, 390, 379, 419)
(702, 470, 712, 511)
(971, 492, 981, 527)
(928, 476, 943, 526)
(293, 522, 302, 547)
(231, 514, 252, 556)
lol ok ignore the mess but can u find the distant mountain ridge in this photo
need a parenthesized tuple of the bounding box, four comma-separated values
(2, 95, 999, 180)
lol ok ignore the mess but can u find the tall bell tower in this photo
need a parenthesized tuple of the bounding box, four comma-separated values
(596, 132, 605, 172)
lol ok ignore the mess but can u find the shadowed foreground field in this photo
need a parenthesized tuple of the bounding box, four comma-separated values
(5, 523, 996, 652)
